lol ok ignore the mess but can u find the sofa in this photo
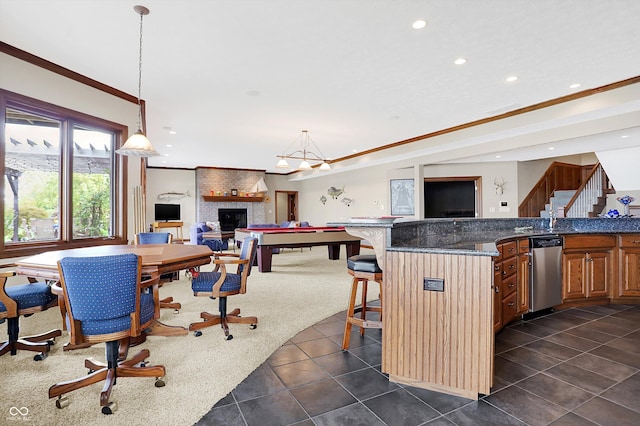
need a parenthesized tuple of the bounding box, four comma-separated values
(190, 222, 229, 251)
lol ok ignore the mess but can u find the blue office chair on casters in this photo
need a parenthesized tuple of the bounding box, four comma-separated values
(135, 232, 181, 312)
(189, 237, 258, 340)
(0, 271, 61, 360)
(50, 254, 166, 415)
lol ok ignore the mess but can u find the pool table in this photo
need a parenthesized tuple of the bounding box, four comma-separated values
(234, 226, 361, 272)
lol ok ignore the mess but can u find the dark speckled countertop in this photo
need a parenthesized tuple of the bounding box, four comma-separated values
(329, 217, 640, 257)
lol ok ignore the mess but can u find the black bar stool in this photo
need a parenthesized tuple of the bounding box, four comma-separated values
(342, 254, 383, 350)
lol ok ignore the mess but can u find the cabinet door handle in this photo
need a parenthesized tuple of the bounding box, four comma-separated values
(494, 286, 499, 293)
(508, 302, 515, 307)
(508, 283, 515, 288)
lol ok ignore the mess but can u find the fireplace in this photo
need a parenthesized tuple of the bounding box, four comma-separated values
(218, 208, 247, 231)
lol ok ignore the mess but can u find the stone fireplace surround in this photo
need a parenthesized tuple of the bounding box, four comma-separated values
(196, 167, 267, 226)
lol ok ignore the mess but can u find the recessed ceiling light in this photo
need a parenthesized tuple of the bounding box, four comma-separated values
(352, 149, 359, 153)
(454, 58, 467, 65)
(569, 83, 581, 89)
(412, 20, 427, 30)
(166, 144, 173, 148)
(495, 155, 502, 159)
(548, 147, 555, 150)
(169, 130, 176, 135)
(506, 76, 518, 83)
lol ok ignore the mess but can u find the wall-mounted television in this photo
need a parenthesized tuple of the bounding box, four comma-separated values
(154, 203, 181, 222)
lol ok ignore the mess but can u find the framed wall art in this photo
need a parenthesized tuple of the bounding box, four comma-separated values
(390, 179, 415, 215)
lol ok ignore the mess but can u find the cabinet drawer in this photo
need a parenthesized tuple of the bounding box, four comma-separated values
(518, 238, 529, 253)
(564, 235, 616, 250)
(502, 255, 517, 278)
(501, 241, 518, 259)
(502, 291, 518, 326)
(619, 234, 640, 248)
(501, 272, 517, 298)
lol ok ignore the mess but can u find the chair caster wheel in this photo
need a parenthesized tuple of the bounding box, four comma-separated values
(101, 401, 117, 415)
(155, 378, 166, 387)
(34, 352, 47, 361)
(194, 330, 202, 337)
(226, 334, 233, 340)
(250, 324, 257, 330)
(55, 396, 70, 409)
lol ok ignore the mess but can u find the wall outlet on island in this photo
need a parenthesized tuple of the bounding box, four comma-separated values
(424, 278, 444, 292)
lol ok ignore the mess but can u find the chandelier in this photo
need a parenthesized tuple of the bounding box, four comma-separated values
(276, 130, 331, 171)
(116, 5, 159, 157)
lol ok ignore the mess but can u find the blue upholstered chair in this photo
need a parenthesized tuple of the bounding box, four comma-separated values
(135, 231, 173, 245)
(50, 254, 166, 414)
(189, 237, 258, 340)
(0, 271, 61, 360)
(134, 232, 181, 311)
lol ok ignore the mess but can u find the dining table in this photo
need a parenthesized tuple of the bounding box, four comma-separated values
(15, 243, 213, 350)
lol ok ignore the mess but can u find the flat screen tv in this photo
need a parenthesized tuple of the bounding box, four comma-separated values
(154, 203, 180, 222)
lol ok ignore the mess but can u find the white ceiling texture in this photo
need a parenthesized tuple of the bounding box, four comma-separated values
(1, 0, 639, 178)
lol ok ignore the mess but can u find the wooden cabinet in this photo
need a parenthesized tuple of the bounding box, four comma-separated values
(494, 240, 518, 332)
(517, 239, 530, 314)
(493, 259, 503, 332)
(618, 234, 640, 297)
(562, 235, 615, 302)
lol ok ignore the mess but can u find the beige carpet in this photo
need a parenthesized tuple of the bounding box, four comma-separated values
(1, 247, 378, 425)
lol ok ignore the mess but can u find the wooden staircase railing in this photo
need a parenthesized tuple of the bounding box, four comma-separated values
(518, 162, 585, 217)
(560, 162, 611, 218)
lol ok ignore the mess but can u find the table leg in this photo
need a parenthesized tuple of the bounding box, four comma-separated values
(257, 246, 273, 272)
(143, 321, 188, 337)
(346, 241, 361, 258)
(327, 244, 341, 260)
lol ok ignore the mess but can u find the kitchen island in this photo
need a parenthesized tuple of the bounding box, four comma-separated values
(329, 217, 640, 399)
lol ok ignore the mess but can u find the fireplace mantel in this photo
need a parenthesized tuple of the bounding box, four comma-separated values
(202, 195, 264, 203)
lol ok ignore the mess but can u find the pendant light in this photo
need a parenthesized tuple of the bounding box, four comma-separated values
(116, 5, 159, 157)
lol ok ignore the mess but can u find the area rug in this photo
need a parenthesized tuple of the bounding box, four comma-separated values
(0, 247, 378, 425)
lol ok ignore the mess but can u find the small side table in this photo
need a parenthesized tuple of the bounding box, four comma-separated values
(152, 221, 184, 241)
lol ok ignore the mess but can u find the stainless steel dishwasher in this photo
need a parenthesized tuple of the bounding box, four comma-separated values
(529, 235, 563, 313)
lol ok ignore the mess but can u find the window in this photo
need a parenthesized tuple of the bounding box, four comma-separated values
(1, 90, 127, 257)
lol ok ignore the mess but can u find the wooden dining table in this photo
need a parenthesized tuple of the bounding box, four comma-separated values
(15, 243, 213, 349)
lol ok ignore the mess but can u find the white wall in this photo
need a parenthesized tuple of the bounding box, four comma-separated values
(296, 164, 390, 225)
(146, 168, 197, 232)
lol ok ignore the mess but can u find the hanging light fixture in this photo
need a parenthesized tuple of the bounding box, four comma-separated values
(116, 5, 159, 157)
(275, 130, 331, 171)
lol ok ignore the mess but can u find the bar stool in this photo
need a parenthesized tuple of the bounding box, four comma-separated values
(342, 254, 383, 350)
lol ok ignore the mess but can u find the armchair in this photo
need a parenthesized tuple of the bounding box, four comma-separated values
(189, 237, 258, 340)
(50, 254, 166, 414)
(0, 271, 61, 360)
(190, 222, 229, 251)
(134, 232, 181, 312)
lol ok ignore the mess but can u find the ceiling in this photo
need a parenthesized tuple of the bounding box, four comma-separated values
(1, 0, 640, 176)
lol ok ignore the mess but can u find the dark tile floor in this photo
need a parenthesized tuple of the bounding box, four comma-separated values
(196, 303, 640, 426)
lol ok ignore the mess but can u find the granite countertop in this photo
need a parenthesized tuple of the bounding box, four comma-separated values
(330, 217, 640, 257)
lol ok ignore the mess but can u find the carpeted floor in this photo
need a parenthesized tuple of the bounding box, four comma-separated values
(0, 247, 377, 425)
